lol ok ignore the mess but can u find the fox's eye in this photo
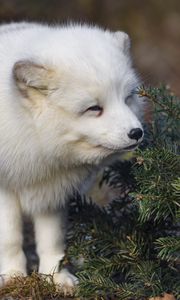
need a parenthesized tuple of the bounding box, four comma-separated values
(85, 105, 103, 116)
(87, 105, 102, 112)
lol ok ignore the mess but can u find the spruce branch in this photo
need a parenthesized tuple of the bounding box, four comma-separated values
(137, 85, 180, 120)
(137, 85, 180, 149)
(132, 147, 179, 223)
(155, 237, 180, 262)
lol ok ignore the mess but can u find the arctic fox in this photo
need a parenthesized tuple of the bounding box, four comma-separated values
(0, 22, 143, 289)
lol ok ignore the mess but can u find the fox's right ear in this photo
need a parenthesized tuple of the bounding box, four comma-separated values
(113, 31, 131, 53)
(13, 60, 56, 96)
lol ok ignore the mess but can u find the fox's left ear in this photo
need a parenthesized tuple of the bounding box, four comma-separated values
(13, 60, 57, 96)
(113, 31, 131, 53)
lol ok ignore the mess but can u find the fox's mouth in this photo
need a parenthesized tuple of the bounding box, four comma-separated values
(95, 142, 139, 152)
(122, 143, 139, 151)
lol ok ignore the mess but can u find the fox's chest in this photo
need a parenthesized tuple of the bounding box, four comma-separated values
(19, 168, 89, 215)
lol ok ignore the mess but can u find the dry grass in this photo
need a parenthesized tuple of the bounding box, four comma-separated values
(0, 272, 78, 300)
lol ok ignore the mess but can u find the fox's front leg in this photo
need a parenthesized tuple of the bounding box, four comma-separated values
(0, 188, 27, 285)
(33, 209, 78, 292)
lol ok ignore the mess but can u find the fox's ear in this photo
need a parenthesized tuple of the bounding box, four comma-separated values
(113, 31, 131, 53)
(13, 60, 56, 95)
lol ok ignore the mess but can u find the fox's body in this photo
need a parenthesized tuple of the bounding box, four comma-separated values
(0, 22, 143, 288)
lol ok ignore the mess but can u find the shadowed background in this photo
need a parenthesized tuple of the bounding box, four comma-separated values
(0, 0, 180, 94)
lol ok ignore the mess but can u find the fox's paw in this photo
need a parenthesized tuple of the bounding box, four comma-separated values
(0, 270, 26, 287)
(53, 268, 79, 296)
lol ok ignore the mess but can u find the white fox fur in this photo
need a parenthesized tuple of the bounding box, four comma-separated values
(0, 22, 143, 288)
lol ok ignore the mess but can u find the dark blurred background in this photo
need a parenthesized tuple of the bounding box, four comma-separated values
(0, 0, 180, 94)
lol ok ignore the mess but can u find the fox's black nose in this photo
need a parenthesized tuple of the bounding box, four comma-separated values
(128, 128, 143, 141)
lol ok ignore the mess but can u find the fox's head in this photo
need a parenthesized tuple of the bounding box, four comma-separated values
(13, 25, 144, 167)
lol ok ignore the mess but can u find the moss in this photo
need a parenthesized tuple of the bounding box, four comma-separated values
(0, 272, 77, 300)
